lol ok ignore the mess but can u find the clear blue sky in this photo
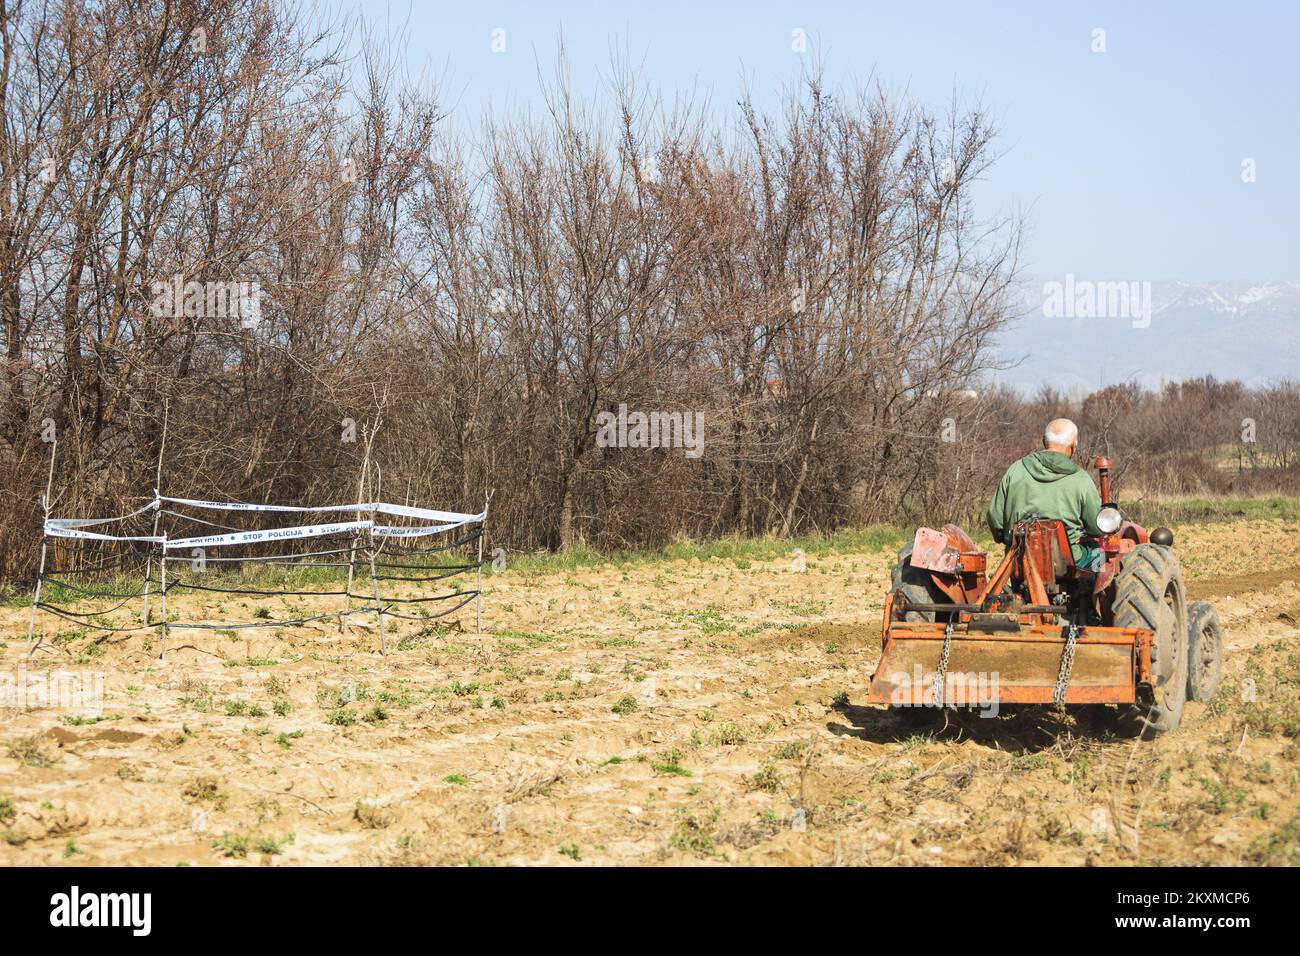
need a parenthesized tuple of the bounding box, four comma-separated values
(326, 0, 1299, 282)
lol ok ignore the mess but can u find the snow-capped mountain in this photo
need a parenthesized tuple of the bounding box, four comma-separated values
(993, 279, 1300, 395)
(1151, 280, 1300, 316)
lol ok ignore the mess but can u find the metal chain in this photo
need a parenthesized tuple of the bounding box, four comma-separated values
(933, 620, 954, 708)
(1053, 621, 1081, 710)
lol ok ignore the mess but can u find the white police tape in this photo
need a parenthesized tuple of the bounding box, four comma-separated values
(43, 496, 485, 545)
(46, 517, 479, 547)
(163, 518, 476, 547)
(43, 525, 164, 543)
(44, 500, 161, 530)
(44, 519, 478, 545)
(163, 520, 373, 550)
(159, 496, 484, 525)
(371, 521, 469, 538)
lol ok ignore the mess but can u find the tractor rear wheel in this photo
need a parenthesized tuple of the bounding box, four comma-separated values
(1111, 544, 1188, 738)
(890, 541, 952, 623)
(1186, 602, 1223, 703)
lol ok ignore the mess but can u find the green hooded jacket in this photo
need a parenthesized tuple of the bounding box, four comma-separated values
(985, 450, 1103, 560)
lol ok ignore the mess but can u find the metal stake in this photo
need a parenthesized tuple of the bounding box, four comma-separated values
(26, 440, 57, 658)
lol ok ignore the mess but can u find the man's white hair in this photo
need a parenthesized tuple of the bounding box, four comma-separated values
(1044, 418, 1079, 447)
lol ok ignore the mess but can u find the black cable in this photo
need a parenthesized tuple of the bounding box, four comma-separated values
(36, 595, 144, 618)
(217, 560, 356, 569)
(159, 546, 358, 561)
(34, 522, 484, 632)
(167, 606, 377, 630)
(374, 592, 478, 620)
(37, 605, 158, 632)
(51, 553, 148, 576)
(164, 579, 352, 598)
(381, 527, 483, 555)
(41, 577, 155, 599)
(354, 589, 479, 605)
(371, 560, 479, 571)
(371, 563, 481, 582)
(39, 590, 477, 630)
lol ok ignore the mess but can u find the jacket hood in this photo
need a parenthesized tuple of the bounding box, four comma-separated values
(1021, 449, 1081, 482)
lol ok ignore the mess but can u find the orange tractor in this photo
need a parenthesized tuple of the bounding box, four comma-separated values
(868, 457, 1223, 736)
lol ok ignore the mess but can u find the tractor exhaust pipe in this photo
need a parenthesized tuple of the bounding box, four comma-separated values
(1094, 456, 1113, 506)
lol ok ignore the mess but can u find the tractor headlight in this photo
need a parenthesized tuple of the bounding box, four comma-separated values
(1096, 506, 1123, 534)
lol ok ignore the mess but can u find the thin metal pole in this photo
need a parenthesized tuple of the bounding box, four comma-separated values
(26, 539, 49, 658)
(475, 496, 488, 635)
(143, 490, 162, 624)
(26, 440, 57, 658)
(341, 422, 374, 633)
(369, 462, 385, 653)
(142, 401, 168, 624)
(158, 533, 169, 661)
(369, 539, 385, 656)
(341, 534, 359, 633)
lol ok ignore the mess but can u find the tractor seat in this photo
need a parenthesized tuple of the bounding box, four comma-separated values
(1016, 518, 1086, 586)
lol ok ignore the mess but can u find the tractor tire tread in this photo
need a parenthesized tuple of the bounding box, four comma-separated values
(1186, 601, 1223, 703)
(1111, 544, 1187, 738)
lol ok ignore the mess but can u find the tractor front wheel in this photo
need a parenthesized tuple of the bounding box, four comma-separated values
(1186, 602, 1223, 703)
(1111, 544, 1188, 738)
(890, 540, 952, 623)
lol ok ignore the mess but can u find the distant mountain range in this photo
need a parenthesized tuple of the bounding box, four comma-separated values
(992, 279, 1300, 395)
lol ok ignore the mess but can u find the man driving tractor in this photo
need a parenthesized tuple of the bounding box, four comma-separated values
(869, 416, 1222, 736)
(986, 418, 1105, 570)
